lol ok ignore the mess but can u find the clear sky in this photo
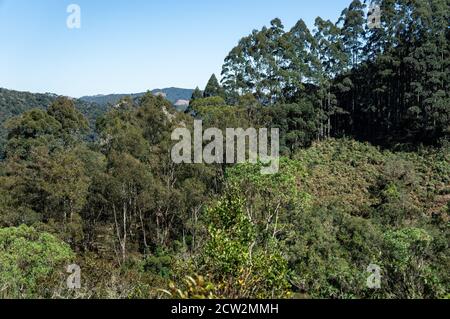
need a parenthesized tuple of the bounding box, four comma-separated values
(0, 0, 352, 97)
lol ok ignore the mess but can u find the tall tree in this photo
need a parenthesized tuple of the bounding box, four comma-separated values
(203, 74, 224, 98)
(283, 19, 316, 102)
(191, 86, 203, 101)
(338, 0, 366, 69)
(313, 17, 347, 139)
(221, 19, 290, 103)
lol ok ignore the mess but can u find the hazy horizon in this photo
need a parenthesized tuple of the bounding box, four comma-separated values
(0, 85, 196, 99)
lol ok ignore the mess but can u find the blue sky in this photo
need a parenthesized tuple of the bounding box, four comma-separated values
(0, 0, 351, 97)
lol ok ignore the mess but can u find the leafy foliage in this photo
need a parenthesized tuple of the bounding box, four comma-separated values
(0, 225, 74, 298)
(0, 88, 108, 158)
(0, 0, 448, 300)
(221, 0, 449, 146)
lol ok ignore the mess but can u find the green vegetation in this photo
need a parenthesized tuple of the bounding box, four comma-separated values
(0, 225, 74, 298)
(221, 0, 449, 146)
(0, 88, 108, 158)
(203, 74, 225, 99)
(79, 88, 194, 106)
(0, 0, 448, 299)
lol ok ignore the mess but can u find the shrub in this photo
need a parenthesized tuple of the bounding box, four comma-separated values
(0, 225, 74, 298)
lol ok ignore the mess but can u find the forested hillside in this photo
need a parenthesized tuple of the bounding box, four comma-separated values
(0, 87, 194, 157)
(0, 93, 447, 298)
(0, 0, 448, 299)
(0, 88, 108, 157)
(80, 87, 194, 106)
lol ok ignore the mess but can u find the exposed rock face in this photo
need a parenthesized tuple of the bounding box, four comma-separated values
(162, 106, 176, 122)
(174, 99, 190, 112)
(154, 91, 167, 98)
(174, 99, 189, 106)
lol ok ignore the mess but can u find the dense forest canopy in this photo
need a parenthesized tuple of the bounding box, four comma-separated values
(0, 0, 448, 299)
(0, 87, 195, 158)
(221, 0, 449, 147)
(0, 88, 108, 158)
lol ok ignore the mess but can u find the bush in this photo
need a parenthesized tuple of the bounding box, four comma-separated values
(0, 225, 75, 298)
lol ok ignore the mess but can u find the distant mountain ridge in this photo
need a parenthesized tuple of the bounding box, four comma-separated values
(80, 87, 194, 106)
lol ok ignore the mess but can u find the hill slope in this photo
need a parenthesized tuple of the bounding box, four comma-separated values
(80, 87, 194, 106)
(0, 88, 108, 156)
(0, 87, 194, 157)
